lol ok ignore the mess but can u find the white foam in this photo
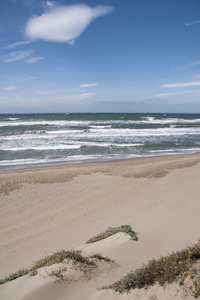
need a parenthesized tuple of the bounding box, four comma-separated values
(7, 118, 19, 120)
(1, 147, 200, 169)
(1, 145, 81, 151)
(0, 120, 91, 127)
(1, 117, 200, 128)
(1, 127, 200, 143)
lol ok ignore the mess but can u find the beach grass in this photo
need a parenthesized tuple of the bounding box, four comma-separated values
(29, 250, 90, 276)
(104, 241, 200, 298)
(86, 225, 138, 244)
(0, 250, 108, 285)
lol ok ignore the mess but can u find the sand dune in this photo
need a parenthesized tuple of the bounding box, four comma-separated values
(0, 154, 200, 299)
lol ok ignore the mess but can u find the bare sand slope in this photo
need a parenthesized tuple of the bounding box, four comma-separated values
(0, 154, 200, 299)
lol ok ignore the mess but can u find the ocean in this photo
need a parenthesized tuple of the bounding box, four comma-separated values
(0, 113, 200, 170)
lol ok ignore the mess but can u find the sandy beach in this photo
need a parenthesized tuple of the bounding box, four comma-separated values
(0, 153, 200, 300)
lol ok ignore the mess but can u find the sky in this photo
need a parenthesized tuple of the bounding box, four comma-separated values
(0, 0, 200, 113)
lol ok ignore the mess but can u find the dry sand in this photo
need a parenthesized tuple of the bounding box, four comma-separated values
(0, 153, 200, 299)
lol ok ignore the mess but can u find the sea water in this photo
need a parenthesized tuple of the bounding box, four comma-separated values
(0, 113, 200, 170)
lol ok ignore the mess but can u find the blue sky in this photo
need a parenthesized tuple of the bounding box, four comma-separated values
(0, 0, 200, 113)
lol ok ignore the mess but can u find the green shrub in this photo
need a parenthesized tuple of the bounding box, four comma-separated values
(86, 225, 138, 244)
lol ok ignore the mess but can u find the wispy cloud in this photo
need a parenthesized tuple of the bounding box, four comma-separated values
(0, 96, 7, 101)
(46, 1, 56, 7)
(35, 90, 55, 95)
(172, 60, 200, 71)
(155, 91, 194, 97)
(0, 41, 30, 50)
(0, 93, 96, 107)
(79, 83, 99, 88)
(25, 4, 114, 44)
(12, 0, 36, 6)
(0, 50, 43, 63)
(50, 93, 96, 101)
(185, 20, 200, 26)
(161, 81, 200, 88)
(189, 61, 200, 66)
(25, 56, 43, 63)
(3, 85, 18, 91)
(56, 67, 65, 71)
(0, 50, 32, 62)
(155, 92, 176, 97)
(3, 75, 37, 81)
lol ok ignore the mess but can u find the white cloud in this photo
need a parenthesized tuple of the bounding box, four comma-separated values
(3, 85, 18, 91)
(25, 56, 43, 63)
(79, 83, 99, 88)
(0, 50, 32, 62)
(161, 81, 200, 88)
(185, 20, 200, 26)
(25, 4, 114, 44)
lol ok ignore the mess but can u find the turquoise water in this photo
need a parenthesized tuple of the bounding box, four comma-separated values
(0, 113, 200, 169)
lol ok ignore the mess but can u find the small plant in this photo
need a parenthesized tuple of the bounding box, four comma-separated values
(103, 241, 200, 296)
(49, 268, 66, 280)
(90, 253, 112, 262)
(86, 225, 138, 244)
(193, 279, 200, 298)
(189, 263, 200, 298)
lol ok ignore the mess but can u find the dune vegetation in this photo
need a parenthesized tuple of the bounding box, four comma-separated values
(0, 250, 110, 285)
(104, 241, 200, 298)
(1, 226, 200, 298)
(86, 225, 138, 244)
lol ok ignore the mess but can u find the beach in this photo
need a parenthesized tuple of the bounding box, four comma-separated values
(0, 153, 200, 299)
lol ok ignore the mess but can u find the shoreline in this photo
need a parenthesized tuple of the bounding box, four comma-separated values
(0, 152, 200, 299)
(1, 151, 200, 173)
(1, 153, 200, 195)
